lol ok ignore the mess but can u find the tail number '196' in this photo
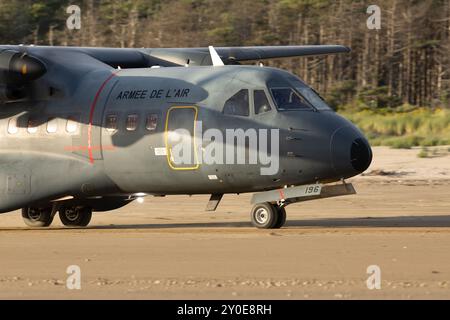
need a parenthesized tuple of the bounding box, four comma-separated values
(305, 185, 321, 195)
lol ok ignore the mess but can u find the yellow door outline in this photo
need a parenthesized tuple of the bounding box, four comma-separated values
(164, 106, 200, 170)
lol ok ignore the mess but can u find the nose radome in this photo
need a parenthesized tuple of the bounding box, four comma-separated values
(330, 126, 372, 177)
(350, 137, 373, 172)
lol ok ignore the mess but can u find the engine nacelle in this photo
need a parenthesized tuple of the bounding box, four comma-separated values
(0, 49, 46, 85)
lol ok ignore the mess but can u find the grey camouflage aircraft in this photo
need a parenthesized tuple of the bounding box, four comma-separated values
(0, 44, 372, 229)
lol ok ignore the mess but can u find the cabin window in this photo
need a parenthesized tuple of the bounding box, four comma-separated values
(126, 114, 139, 131)
(7, 118, 18, 134)
(46, 118, 58, 133)
(223, 89, 249, 117)
(146, 114, 158, 131)
(105, 114, 118, 133)
(27, 119, 38, 134)
(270, 88, 313, 111)
(254, 90, 272, 115)
(66, 117, 79, 133)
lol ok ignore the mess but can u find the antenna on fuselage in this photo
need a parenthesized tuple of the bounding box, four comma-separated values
(208, 46, 225, 67)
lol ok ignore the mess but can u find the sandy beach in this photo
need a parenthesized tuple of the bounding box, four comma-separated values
(0, 146, 449, 299)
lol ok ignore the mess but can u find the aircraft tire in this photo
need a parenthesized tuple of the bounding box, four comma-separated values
(22, 207, 53, 227)
(250, 202, 278, 229)
(272, 206, 287, 229)
(59, 206, 92, 227)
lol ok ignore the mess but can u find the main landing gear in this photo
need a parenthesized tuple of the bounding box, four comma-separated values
(58, 206, 92, 227)
(250, 202, 287, 229)
(22, 205, 92, 228)
(22, 207, 54, 227)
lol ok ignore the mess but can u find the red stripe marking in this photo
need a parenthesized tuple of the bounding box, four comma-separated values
(278, 188, 285, 200)
(64, 145, 116, 152)
(87, 71, 119, 164)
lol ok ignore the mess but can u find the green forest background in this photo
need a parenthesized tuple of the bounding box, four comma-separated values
(0, 0, 449, 148)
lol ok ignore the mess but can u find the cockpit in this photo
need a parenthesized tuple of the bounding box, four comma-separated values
(267, 72, 331, 112)
(220, 67, 332, 117)
(270, 86, 330, 111)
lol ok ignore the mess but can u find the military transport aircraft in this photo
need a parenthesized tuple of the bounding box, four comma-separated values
(0, 44, 372, 229)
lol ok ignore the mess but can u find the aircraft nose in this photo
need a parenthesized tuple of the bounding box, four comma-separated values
(330, 126, 372, 177)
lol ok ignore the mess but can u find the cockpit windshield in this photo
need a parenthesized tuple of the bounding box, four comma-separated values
(270, 88, 313, 111)
(295, 86, 331, 111)
(268, 74, 332, 111)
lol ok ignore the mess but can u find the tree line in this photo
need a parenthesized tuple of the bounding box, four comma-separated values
(1, 0, 449, 109)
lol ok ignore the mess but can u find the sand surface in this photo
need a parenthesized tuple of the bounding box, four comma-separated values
(0, 146, 449, 299)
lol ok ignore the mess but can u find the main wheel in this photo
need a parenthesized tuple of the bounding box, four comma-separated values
(250, 202, 278, 229)
(22, 207, 53, 227)
(272, 206, 287, 229)
(59, 206, 92, 227)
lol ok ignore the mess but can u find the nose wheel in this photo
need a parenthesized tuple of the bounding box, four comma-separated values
(250, 202, 287, 229)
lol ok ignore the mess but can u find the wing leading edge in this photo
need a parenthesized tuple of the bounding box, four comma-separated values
(0, 45, 350, 69)
(145, 45, 350, 66)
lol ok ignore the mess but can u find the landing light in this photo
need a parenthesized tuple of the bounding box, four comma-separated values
(136, 197, 145, 204)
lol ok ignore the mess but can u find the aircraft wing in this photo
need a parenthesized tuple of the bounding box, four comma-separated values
(144, 45, 350, 66)
(0, 45, 350, 74)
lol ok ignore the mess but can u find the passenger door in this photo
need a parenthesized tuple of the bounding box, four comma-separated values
(165, 106, 199, 170)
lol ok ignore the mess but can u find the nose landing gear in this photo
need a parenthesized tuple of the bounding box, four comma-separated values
(250, 202, 286, 229)
(249, 182, 357, 229)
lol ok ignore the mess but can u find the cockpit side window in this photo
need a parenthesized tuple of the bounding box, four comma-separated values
(254, 90, 272, 115)
(223, 89, 249, 117)
(270, 88, 313, 111)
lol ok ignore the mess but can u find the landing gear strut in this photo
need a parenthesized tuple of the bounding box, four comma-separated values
(59, 206, 92, 227)
(250, 202, 287, 229)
